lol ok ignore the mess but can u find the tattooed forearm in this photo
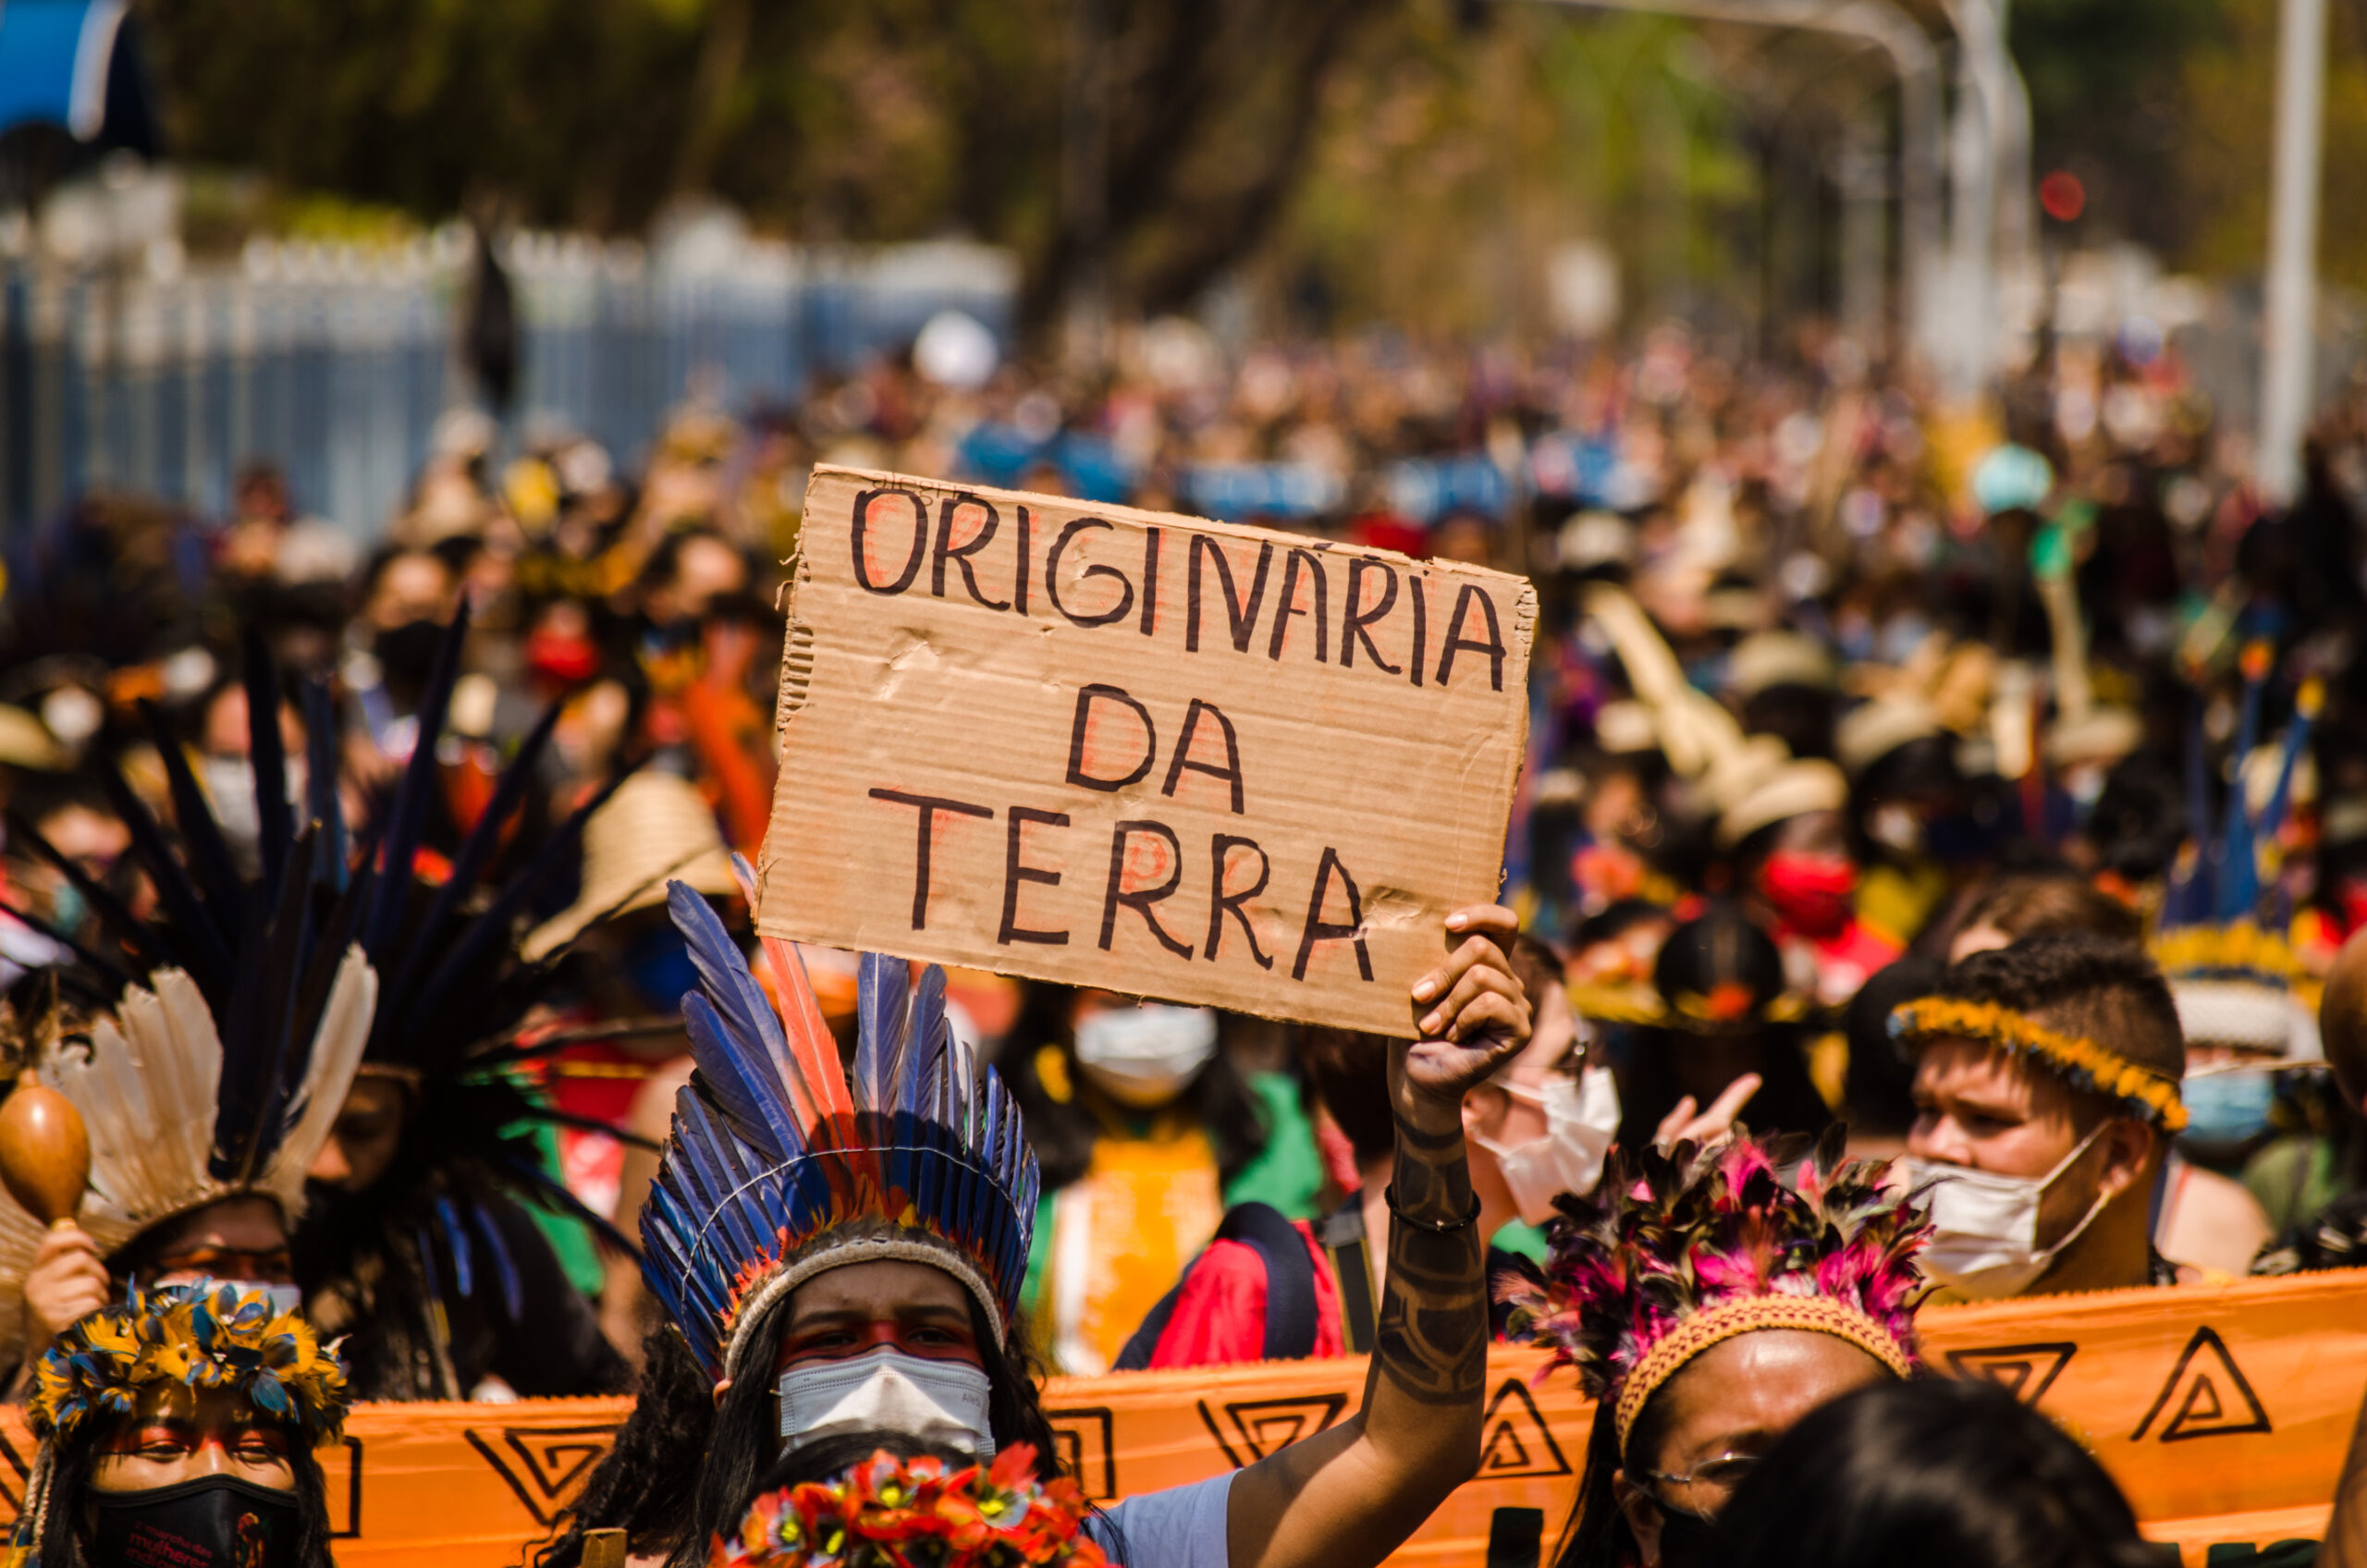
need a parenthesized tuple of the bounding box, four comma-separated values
(1371, 1107, 1486, 1405)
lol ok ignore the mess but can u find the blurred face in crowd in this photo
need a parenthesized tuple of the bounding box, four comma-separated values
(1066, 991, 1219, 1109)
(19, 802, 132, 937)
(1752, 809, 1856, 939)
(1906, 1038, 2149, 1250)
(138, 1196, 296, 1296)
(647, 534, 749, 625)
(307, 1075, 411, 1193)
(1613, 1329, 1891, 1563)
(364, 552, 457, 632)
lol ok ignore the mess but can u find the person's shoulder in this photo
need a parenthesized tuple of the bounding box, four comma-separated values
(1085, 1472, 1236, 1568)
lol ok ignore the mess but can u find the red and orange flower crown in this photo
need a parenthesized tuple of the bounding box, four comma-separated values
(1502, 1131, 1929, 1452)
(641, 877, 1040, 1386)
(711, 1445, 1105, 1568)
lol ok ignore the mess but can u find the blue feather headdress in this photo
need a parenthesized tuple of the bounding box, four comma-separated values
(642, 878, 1039, 1385)
(2153, 646, 2320, 1056)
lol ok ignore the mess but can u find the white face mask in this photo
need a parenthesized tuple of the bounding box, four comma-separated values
(777, 1347, 995, 1459)
(1072, 1005, 1219, 1108)
(1472, 1067, 1623, 1225)
(1899, 1124, 2111, 1300)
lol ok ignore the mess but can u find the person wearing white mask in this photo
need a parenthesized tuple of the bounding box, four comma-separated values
(1892, 933, 2205, 1300)
(1119, 939, 1656, 1367)
(1004, 985, 1323, 1376)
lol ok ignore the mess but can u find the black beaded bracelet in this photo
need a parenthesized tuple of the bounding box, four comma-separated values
(1383, 1183, 1481, 1232)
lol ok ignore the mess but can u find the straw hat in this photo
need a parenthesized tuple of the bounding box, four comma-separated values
(521, 770, 739, 960)
(0, 704, 69, 771)
(1717, 758, 1850, 849)
(1835, 697, 1944, 778)
(1727, 631, 1834, 700)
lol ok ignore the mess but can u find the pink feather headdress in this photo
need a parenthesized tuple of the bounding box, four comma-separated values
(1502, 1128, 1932, 1452)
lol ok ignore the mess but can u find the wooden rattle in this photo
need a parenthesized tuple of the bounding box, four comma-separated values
(0, 1080, 90, 1228)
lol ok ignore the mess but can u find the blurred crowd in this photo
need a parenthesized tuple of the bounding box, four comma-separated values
(2, 310, 2365, 1410)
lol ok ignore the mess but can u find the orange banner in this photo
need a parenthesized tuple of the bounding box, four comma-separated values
(0, 1271, 2352, 1565)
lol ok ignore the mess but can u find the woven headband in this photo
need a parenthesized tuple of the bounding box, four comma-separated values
(1614, 1293, 1913, 1451)
(1888, 995, 2187, 1133)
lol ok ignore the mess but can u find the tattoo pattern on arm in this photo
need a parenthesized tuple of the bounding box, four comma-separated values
(1371, 1107, 1487, 1406)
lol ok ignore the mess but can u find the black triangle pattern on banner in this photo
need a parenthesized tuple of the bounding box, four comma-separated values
(463, 1424, 623, 1526)
(2130, 1327, 2273, 1443)
(1475, 1378, 1573, 1479)
(0, 1426, 27, 1513)
(1944, 1342, 2079, 1405)
(1046, 1406, 1119, 1499)
(1196, 1394, 1350, 1468)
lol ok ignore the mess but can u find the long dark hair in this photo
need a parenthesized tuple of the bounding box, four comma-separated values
(999, 983, 1269, 1191)
(43, 1426, 334, 1568)
(1551, 1385, 1672, 1568)
(533, 1321, 715, 1568)
(685, 1289, 1062, 1567)
(1709, 1378, 2160, 1568)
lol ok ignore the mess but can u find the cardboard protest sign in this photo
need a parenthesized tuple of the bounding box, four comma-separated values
(757, 467, 1536, 1035)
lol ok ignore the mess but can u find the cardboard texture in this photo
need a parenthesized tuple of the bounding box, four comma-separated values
(758, 468, 1537, 1035)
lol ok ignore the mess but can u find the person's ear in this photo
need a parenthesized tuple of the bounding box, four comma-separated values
(711, 1377, 732, 1409)
(2093, 1118, 2154, 1201)
(1612, 1467, 1664, 1566)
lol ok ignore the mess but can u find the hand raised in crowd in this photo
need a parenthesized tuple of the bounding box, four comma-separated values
(1651, 1071, 1761, 1154)
(1401, 902, 1533, 1118)
(23, 1220, 110, 1346)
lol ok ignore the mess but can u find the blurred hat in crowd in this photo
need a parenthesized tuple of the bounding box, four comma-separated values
(1571, 903, 1809, 1033)
(521, 769, 739, 960)
(1591, 699, 1661, 756)
(1836, 697, 1944, 779)
(1971, 443, 2054, 515)
(1716, 756, 1850, 849)
(0, 704, 70, 771)
(1727, 631, 1834, 701)
(1556, 510, 1633, 575)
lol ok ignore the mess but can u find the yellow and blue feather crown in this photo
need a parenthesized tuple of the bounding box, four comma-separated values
(31, 1282, 350, 1449)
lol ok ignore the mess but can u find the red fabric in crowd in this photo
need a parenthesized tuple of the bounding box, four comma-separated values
(1145, 1222, 1347, 1369)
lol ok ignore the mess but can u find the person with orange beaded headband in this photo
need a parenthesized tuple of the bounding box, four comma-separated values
(1892, 932, 2210, 1299)
(1501, 1129, 1930, 1568)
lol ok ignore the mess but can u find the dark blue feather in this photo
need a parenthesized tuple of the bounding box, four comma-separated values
(437, 1195, 475, 1299)
(362, 601, 471, 958)
(381, 698, 563, 1023)
(243, 629, 295, 903)
(682, 995, 803, 1163)
(469, 1203, 525, 1324)
(669, 880, 793, 1084)
(853, 952, 910, 1112)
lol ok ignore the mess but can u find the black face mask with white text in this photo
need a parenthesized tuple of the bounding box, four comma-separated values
(87, 1475, 300, 1568)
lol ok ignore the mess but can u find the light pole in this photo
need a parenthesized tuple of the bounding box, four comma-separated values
(1515, 0, 1942, 372)
(2259, 0, 2328, 504)
(1940, 0, 2033, 398)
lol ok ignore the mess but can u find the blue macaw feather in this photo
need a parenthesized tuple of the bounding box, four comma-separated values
(415, 1221, 445, 1311)
(669, 881, 793, 1087)
(674, 1093, 767, 1266)
(853, 952, 910, 1113)
(437, 1194, 475, 1300)
(469, 1203, 525, 1326)
(682, 995, 803, 1162)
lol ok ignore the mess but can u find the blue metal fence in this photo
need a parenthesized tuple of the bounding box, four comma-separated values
(0, 229, 1017, 541)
